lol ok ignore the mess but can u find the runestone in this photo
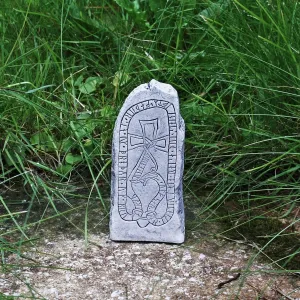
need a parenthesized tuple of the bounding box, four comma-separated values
(110, 80, 185, 243)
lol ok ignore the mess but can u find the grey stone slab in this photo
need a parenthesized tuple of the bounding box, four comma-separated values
(109, 79, 185, 243)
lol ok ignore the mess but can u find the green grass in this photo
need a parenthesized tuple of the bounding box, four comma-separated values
(1, 0, 300, 295)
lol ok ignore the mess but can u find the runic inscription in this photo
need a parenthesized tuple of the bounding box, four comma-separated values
(110, 80, 185, 243)
(118, 99, 177, 228)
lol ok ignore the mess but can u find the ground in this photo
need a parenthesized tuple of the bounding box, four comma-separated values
(1, 229, 300, 300)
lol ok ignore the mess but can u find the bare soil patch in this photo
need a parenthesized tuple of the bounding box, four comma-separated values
(1, 230, 299, 299)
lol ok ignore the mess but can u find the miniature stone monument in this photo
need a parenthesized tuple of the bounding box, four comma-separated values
(110, 79, 185, 243)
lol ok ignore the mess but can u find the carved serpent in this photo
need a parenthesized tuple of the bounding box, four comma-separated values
(119, 145, 174, 227)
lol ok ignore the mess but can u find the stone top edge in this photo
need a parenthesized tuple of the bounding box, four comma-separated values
(148, 79, 178, 96)
(124, 79, 179, 105)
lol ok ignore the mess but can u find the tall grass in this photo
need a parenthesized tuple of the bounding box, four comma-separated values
(0, 0, 299, 288)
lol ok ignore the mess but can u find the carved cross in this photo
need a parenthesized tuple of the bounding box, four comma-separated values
(128, 118, 168, 153)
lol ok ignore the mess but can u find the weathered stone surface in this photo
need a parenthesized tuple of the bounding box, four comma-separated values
(110, 79, 185, 243)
